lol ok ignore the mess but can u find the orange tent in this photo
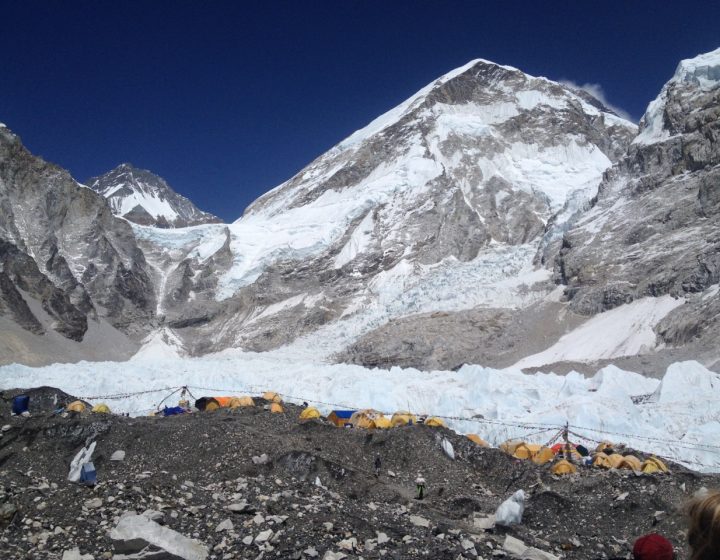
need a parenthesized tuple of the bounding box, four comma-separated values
(467, 434, 489, 447)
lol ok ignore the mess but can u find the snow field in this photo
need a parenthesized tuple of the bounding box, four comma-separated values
(1, 355, 718, 473)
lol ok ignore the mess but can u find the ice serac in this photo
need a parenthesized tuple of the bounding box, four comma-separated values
(553, 47, 720, 371)
(0, 125, 153, 365)
(140, 58, 637, 366)
(88, 163, 222, 228)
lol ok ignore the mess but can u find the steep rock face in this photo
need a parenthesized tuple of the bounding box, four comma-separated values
(555, 48, 720, 360)
(88, 163, 222, 228)
(140, 59, 635, 359)
(0, 125, 156, 349)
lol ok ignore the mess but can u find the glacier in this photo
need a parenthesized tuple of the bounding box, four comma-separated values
(1, 354, 718, 473)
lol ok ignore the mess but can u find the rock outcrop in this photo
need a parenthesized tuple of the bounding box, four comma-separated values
(0, 125, 154, 363)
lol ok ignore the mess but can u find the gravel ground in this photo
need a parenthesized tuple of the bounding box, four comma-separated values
(0, 387, 717, 560)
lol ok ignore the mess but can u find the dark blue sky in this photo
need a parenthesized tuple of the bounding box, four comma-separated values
(1, 1, 718, 222)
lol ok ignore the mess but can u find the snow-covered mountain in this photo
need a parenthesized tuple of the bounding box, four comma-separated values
(88, 163, 221, 228)
(552, 47, 720, 371)
(134, 58, 638, 366)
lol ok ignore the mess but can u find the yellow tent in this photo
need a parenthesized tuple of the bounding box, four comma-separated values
(373, 415, 392, 429)
(390, 412, 417, 427)
(299, 407, 321, 420)
(641, 456, 669, 474)
(270, 402, 284, 414)
(595, 441, 614, 453)
(593, 453, 614, 469)
(551, 459, 578, 475)
(513, 443, 542, 460)
(67, 401, 86, 413)
(229, 396, 255, 408)
(205, 399, 221, 412)
(531, 446, 556, 465)
(91, 403, 111, 414)
(618, 455, 642, 471)
(350, 409, 379, 429)
(263, 391, 282, 403)
(606, 453, 625, 469)
(500, 440, 524, 455)
(467, 434, 490, 447)
(424, 417, 446, 428)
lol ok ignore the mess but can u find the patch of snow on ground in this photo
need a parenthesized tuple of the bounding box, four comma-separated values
(1, 357, 718, 472)
(512, 296, 685, 370)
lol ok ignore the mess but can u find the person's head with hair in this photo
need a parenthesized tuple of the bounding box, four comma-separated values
(632, 533, 674, 560)
(687, 489, 720, 560)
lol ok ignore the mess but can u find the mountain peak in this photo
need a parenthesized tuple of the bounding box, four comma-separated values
(88, 165, 222, 228)
(634, 46, 720, 146)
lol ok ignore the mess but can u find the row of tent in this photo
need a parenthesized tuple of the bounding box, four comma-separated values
(59, 393, 670, 476)
(499, 439, 669, 475)
(65, 401, 110, 414)
(327, 409, 446, 430)
(193, 396, 451, 431)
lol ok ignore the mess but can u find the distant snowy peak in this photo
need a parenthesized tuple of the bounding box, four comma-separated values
(247, 56, 637, 222)
(88, 163, 222, 228)
(635, 47, 720, 145)
(337, 58, 636, 153)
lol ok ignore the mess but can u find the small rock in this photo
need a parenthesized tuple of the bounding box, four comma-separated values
(1, 425, 10, 432)
(216, 519, 234, 532)
(377, 532, 390, 545)
(254, 529, 273, 544)
(304, 546, 319, 557)
(409, 515, 430, 528)
(337, 537, 357, 551)
(0, 502, 18, 522)
(322, 552, 346, 560)
(473, 514, 495, 530)
(61, 548, 94, 560)
(110, 450, 125, 461)
(252, 454, 269, 465)
(227, 501, 253, 513)
(616, 492, 629, 501)
(323, 522, 334, 532)
(242, 536, 253, 545)
(85, 498, 102, 509)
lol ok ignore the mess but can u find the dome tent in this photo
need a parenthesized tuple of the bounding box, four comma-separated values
(299, 407, 321, 420)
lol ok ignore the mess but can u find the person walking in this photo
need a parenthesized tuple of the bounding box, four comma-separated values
(415, 475, 426, 500)
(374, 456, 381, 478)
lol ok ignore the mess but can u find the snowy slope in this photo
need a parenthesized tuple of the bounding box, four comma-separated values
(88, 163, 221, 228)
(1, 355, 718, 473)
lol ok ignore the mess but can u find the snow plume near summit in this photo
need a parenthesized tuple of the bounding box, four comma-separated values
(558, 79, 635, 121)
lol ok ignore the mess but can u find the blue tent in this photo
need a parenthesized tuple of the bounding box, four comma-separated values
(328, 410, 355, 427)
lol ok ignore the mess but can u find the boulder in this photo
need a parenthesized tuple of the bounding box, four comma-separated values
(109, 512, 208, 560)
